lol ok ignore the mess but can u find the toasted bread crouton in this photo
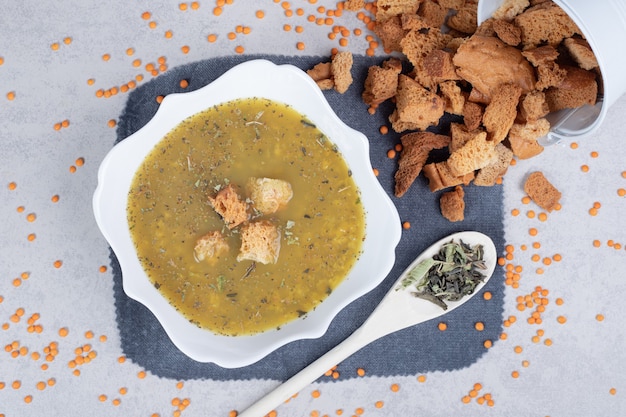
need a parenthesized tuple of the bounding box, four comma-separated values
(394, 132, 451, 197)
(514, 1, 579, 48)
(446, 3, 478, 34)
(362, 59, 402, 108)
(418, 0, 448, 29)
(563, 37, 599, 71)
(422, 161, 474, 192)
(474, 17, 497, 37)
(393, 74, 445, 131)
(374, 15, 406, 53)
(194, 231, 230, 264)
(389, 110, 424, 133)
(523, 171, 561, 212)
(545, 66, 598, 111)
(521, 45, 559, 66)
(474, 143, 514, 186)
(493, 19, 521, 46)
(462, 101, 484, 131)
(247, 177, 293, 215)
(492, 0, 530, 20)
(400, 28, 452, 69)
(482, 83, 523, 142)
(331, 51, 354, 94)
(237, 220, 281, 264)
(447, 131, 498, 176)
(518, 90, 549, 122)
(307, 62, 334, 90)
(507, 118, 549, 159)
(208, 184, 249, 229)
(453, 35, 535, 101)
(423, 50, 460, 84)
(376, 0, 421, 23)
(535, 62, 568, 90)
(439, 80, 465, 115)
(440, 185, 465, 222)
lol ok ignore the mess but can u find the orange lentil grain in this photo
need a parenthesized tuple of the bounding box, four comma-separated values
(149, 21, 157, 29)
(311, 389, 321, 398)
(372, 168, 379, 176)
(417, 375, 426, 383)
(581, 164, 589, 172)
(51, 42, 60, 50)
(58, 327, 69, 337)
(438, 322, 447, 331)
(141, 12, 151, 20)
(375, 400, 384, 408)
(475, 322, 485, 331)
(235, 46, 245, 54)
(379, 125, 389, 135)
(462, 395, 471, 404)
(391, 382, 400, 391)
(484, 340, 492, 348)
(255, 10, 265, 18)
(483, 291, 492, 300)
(54, 260, 63, 269)
(596, 314, 605, 321)
(387, 149, 396, 158)
(521, 196, 531, 204)
(137, 370, 146, 379)
(296, 42, 305, 50)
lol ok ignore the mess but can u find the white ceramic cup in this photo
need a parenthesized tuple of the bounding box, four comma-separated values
(477, 0, 626, 144)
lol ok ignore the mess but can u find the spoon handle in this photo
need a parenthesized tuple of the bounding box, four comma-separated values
(238, 324, 383, 417)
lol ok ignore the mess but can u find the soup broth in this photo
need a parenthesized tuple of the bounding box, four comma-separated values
(127, 98, 366, 336)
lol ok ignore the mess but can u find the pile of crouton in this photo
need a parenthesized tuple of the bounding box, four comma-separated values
(193, 178, 293, 265)
(308, 0, 597, 221)
(362, 0, 595, 220)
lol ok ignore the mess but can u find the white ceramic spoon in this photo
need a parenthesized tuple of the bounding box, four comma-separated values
(238, 230, 497, 417)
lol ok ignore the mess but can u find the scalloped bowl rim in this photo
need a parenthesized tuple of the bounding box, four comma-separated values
(92, 59, 401, 368)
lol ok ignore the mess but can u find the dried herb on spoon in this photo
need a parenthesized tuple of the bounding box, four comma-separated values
(397, 240, 488, 310)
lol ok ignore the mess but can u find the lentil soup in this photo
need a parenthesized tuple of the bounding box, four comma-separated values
(127, 97, 366, 336)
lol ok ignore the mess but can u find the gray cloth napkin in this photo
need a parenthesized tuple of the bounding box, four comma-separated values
(111, 54, 505, 381)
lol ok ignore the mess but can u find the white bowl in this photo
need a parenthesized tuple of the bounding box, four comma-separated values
(92, 59, 402, 368)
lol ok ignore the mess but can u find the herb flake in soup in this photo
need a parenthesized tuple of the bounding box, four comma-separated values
(127, 97, 366, 336)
